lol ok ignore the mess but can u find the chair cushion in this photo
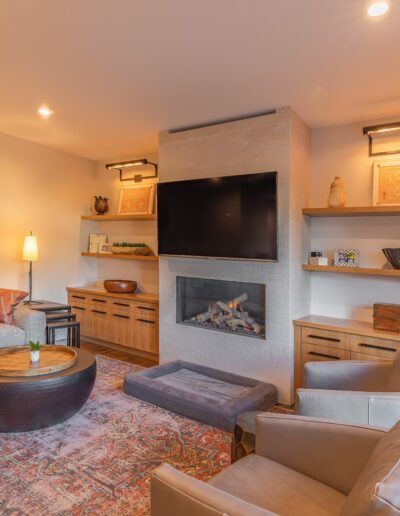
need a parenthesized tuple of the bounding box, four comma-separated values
(341, 420, 400, 515)
(0, 323, 26, 347)
(387, 352, 400, 392)
(209, 453, 346, 516)
(0, 289, 28, 324)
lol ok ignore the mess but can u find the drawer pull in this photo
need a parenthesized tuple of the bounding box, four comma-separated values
(137, 318, 155, 324)
(308, 351, 340, 360)
(72, 295, 85, 300)
(359, 343, 397, 353)
(92, 298, 106, 303)
(307, 334, 341, 343)
(92, 309, 107, 315)
(72, 306, 85, 311)
(137, 306, 155, 311)
(113, 314, 130, 319)
(114, 302, 130, 307)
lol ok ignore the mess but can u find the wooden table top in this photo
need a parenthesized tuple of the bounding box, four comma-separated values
(0, 346, 77, 377)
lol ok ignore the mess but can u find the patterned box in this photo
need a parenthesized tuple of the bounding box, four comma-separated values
(333, 249, 359, 268)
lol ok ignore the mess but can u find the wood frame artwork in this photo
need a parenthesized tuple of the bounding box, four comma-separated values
(373, 159, 400, 206)
(118, 184, 155, 215)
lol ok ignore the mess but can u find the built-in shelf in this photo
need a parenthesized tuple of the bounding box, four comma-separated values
(302, 264, 400, 277)
(81, 213, 157, 221)
(82, 252, 159, 262)
(303, 206, 400, 217)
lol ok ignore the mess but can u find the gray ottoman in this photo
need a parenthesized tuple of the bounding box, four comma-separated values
(124, 360, 277, 431)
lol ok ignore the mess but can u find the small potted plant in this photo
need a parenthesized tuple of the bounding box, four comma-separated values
(29, 341, 41, 364)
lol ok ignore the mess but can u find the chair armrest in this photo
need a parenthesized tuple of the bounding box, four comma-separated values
(255, 413, 386, 495)
(296, 389, 400, 428)
(304, 360, 391, 391)
(151, 464, 274, 516)
(13, 304, 46, 344)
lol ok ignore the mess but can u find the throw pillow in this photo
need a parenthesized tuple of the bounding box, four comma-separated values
(0, 289, 28, 324)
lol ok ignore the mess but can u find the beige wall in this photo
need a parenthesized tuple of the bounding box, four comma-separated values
(0, 132, 97, 302)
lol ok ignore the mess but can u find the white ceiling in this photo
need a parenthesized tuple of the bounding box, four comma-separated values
(1, 0, 399, 161)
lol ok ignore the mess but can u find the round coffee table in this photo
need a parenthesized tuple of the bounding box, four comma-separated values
(0, 347, 96, 432)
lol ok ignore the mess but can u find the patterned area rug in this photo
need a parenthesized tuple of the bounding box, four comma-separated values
(0, 356, 232, 515)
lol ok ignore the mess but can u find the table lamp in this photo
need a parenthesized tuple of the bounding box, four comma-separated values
(23, 231, 41, 304)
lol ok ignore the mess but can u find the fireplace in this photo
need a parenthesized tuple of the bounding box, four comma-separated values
(176, 276, 266, 339)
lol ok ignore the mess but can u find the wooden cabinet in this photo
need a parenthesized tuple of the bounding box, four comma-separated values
(67, 287, 159, 358)
(294, 315, 400, 392)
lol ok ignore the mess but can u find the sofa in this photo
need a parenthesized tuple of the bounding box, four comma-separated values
(0, 303, 46, 347)
(151, 413, 400, 515)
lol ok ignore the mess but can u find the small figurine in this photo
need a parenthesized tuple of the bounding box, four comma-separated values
(328, 177, 346, 208)
(94, 196, 109, 215)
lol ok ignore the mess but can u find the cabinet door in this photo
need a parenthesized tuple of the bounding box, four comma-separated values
(70, 304, 90, 336)
(301, 343, 350, 382)
(109, 311, 135, 348)
(134, 317, 158, 354)
(89, 308, 109, 341)
(350, 335, 399, 361)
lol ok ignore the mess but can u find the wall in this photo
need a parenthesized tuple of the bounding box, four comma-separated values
(0, 132, 97, 302)
(158, 108, 311, 404)
(310, 119, 400, 321)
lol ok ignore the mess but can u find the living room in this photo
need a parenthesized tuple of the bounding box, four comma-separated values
(1, 1, 400, 514)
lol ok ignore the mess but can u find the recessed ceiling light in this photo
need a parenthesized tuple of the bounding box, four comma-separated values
(368, 2, 389, 17)
(38, 105, 54, 118)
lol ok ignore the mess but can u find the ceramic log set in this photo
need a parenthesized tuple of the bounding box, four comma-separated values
(104, 280, 137, 293)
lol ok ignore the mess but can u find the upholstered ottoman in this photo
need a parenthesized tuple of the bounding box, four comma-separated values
(124, 360, 277, 431)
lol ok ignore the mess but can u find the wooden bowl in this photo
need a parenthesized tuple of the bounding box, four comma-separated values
(103, 280, 137, 293)
(382, 248, 400, 269)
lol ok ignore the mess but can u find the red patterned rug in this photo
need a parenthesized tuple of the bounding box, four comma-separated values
(0, 356, 232, 515)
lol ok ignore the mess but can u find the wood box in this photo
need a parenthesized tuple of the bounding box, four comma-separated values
(373, 303, 400, 333)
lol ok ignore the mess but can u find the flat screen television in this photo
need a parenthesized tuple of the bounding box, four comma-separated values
(157, 171, 278, 261)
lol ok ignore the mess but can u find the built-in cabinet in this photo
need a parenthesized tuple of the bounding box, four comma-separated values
(67, 287, 159, 358)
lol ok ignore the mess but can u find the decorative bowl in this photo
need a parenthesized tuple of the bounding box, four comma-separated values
(382, 248, 400, 269)
(103, 280, 137, 293)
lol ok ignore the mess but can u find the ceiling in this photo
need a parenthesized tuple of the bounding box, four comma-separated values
(0, 0, 399, 161)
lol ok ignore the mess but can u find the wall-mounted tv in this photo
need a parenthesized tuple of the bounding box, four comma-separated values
(157, 171, 278, 261)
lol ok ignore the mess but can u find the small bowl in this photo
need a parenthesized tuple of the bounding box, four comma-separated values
(382, 248, 400, 269)
(104, 280, 137, 293)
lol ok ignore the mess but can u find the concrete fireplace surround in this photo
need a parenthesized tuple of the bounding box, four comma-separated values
(158, 107, 311, 405)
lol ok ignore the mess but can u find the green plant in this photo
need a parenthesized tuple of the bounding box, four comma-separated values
(29, 341, 41, 351)
(112, 242, 147, 247)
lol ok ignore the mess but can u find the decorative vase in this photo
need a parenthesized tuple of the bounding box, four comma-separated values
(328, 177, 346, 208)
(94, 196, 109, 215)
(30, 350, 40, 363)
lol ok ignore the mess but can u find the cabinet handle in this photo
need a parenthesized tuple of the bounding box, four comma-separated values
(359, 343, 397, 353)
(92, 298, 106, 303)
(137, 318, 155, 324)
(137, 306, 155, 311)
(307, 334, 340, 343)
(72, 306, 85, 311)
(308, 351, 340, 360)
(72, 295, 85, 300)
(92, 309, 107, 315)
(113, 314, 130, 319)
(114, 302, 130, 307)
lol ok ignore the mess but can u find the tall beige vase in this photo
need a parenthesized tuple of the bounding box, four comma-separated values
(328, 176, 346, 208)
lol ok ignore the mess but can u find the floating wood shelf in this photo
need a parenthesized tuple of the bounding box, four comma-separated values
(82, 252, 159, 262)
(302, 206, 400, 217)
(81, 213, 157, 221)
(302, 264, 400, 277)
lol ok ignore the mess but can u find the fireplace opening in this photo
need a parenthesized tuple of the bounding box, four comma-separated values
(176, 276, 266, 339)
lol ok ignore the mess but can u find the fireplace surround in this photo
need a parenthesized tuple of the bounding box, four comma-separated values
(176, 276, 266, 339)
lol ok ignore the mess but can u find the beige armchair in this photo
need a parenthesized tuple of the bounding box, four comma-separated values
(296, 353, 400, 427)
(151, 413, 400, 515)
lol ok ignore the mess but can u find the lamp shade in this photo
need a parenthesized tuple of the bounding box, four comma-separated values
(23, 235, 39, 262)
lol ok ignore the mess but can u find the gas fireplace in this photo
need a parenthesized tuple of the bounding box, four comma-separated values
(176, 276, 266, 339)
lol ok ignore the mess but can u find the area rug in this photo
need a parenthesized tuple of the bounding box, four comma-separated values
(0, 356, 232, 515)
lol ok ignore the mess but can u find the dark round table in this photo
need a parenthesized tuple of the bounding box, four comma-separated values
(0, 348, 96, 432)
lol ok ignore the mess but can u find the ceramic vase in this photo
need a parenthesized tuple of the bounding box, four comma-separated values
(328, 177, 346, 208)
(30, 350, 40, 363)
(94, 196, 109, 215)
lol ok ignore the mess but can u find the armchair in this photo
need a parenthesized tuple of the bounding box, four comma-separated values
(0, 303, 46, 347)
(296, 354, 400, 427)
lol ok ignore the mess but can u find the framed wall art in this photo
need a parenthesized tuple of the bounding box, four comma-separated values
(89, 234, 107, 253)
(372, 159, 400, 206)
(118, 184, 155, 215)
(333, 249, 359, 268)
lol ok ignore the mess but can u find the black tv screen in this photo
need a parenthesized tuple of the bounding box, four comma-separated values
(157, 171, 277, 261)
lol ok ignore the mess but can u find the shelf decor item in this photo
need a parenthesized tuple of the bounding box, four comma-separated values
(104, 280, 137, 293)
(372, 159, 400, 206)
(112, 242, 152, 256)
(328, 176, 346, 208)
(382, 248, 400, 269)
(29, 341, 41, 364)
(94, 196, 109, 215)
(333, 249, 359, 268)
(99, 243, 112, 254)
(89, 234, 107, 253)
(373, 303, 400, 333)
(308, 251, 328, 266)
(118, 184, 155, 215)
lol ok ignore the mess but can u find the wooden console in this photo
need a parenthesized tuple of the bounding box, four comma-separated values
(67, 287, 159, 359)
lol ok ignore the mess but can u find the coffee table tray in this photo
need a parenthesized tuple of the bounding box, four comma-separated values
(0, 345, 77, 377)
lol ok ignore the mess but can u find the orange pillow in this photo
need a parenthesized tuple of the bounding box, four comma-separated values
(0, 289, 28, 324)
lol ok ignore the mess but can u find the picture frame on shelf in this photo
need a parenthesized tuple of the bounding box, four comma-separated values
(99, 243, 112, 254)
(89, 234, 107, 253)
(333, 249, 359, 268)
(118, 184, 155, 215)
(372, 159, 400, 206)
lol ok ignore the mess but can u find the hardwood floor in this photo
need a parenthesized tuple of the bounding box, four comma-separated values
(80, 341, 158, 368)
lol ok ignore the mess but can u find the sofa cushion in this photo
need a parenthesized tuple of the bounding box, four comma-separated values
(209, 453, 346, 516)
(0, 323, 26, 347)
(387, 352, 400, 392)
(341, 421, 400, 515)
(0, 289, 28, 324)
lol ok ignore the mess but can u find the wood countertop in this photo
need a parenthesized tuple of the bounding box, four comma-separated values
(67, 286, 159, 304)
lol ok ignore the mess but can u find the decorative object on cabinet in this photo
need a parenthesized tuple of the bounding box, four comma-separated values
(363, 122, 400, 156)
(118, 184, 155, 215)
(106, 159, 158, 182)
(94, 196, 109, 215)
(22, 232, 41, 304)
(333, 249, 359, 267)
(328, 176, 346, 207)
(372, 159, 400, 206)
(88, 234, 107, 253)
(373, 303, 400, 333)
(99, 243, 112, 254)
(112, 242, 152, 256)
(29, 341, 41, 363)
(308, 251, 328, 266)
(104, 280, 137, 294)
(382, 248, 400, 269)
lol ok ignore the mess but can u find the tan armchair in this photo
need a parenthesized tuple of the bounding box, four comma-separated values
(151, 413, 400, 515)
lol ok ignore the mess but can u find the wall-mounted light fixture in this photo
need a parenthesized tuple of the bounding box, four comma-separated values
(105, 159, 158, 182)
(363, 122, 400, 156)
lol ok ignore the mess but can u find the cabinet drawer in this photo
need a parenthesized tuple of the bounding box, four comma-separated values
(301, 343, 350, 368)
(133, 302, 157, 320)
(350, 335, 399, 360)
(68, 292, 89, 304)
(350, 351, 392, 362)
(301, 327, 350, 350)
(109, 299, 134, 312)
(89, 295, 109, 307)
